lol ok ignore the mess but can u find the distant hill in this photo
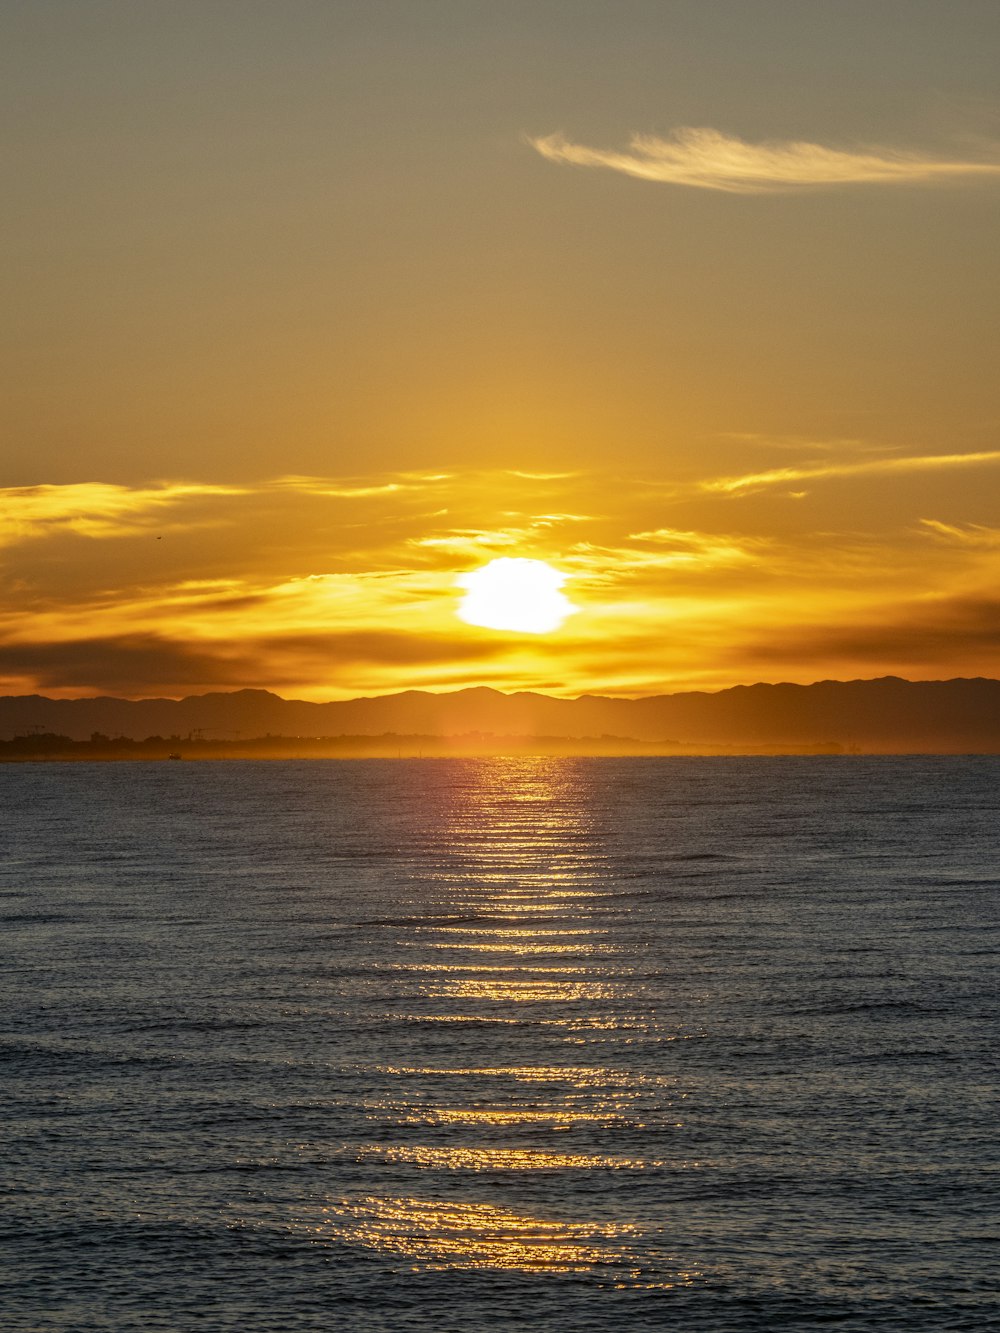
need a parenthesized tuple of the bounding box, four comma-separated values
(2, 677, 999, 753)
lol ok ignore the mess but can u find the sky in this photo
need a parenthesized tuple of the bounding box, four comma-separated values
(2, 0, 999, 700)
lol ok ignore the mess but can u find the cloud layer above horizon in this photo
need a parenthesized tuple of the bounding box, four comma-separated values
(531, 127, 1000, 193)
(3, 455, 1000, 701)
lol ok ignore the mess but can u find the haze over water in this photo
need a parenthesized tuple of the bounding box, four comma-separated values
(2, 757, 997, 1331)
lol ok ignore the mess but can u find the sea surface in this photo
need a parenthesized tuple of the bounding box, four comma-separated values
(1, 757, 997, 1332)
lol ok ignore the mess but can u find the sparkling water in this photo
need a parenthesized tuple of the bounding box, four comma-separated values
(1, 758, 997, 1331)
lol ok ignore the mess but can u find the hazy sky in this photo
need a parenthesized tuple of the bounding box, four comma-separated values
(3, 1, 999, 698)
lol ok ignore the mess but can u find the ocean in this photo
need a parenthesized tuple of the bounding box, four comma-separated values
(1, 757, 997, 1331)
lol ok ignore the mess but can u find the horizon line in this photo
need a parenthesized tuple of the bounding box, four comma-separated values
(2, 673, 999, 707)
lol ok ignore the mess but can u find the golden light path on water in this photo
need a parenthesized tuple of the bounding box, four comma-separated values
(322, 759, 704, 1287)
(324, 1197, 640, 1274)
(356, 1145, 667, 1171)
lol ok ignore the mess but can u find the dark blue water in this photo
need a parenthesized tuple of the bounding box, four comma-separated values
(1, 758, 997, 1331)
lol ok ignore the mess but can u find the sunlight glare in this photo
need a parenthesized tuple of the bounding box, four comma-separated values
(456, 557, 575, 633)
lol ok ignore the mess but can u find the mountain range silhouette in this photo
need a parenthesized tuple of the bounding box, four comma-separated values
(2, 677, 999, 753)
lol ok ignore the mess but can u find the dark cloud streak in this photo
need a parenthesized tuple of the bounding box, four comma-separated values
(735, 598, 1000, 669)
(0, 629, 510, 694)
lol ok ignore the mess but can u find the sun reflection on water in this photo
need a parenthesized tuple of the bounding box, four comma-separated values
(325, 759, 687, 1286)
(355, 1144, 667, 1171)
(322, 1196, 641, 1275)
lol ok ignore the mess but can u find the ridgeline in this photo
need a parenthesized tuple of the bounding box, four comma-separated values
(2, 677, 999, 756)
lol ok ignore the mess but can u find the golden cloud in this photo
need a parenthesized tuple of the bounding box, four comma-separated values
(920, 519, 1000, 548)
(0, 482, 248, 548)
(274, 473, 451, 499)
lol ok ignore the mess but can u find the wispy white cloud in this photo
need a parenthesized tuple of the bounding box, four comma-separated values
(530, 127, 1000, 194)
(701, 450, 1000, 497)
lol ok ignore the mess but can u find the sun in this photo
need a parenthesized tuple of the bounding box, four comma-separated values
(456, 557, 575, 633)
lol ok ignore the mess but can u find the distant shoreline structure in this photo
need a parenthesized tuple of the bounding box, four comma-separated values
(0, 732, 858, 762)
(2, 677, 999, 756)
